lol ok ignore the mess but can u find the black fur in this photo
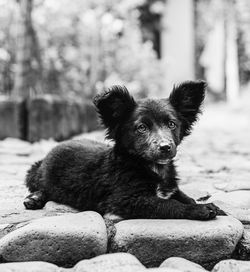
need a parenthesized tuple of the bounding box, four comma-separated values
(24, 81, 224, 220)
(169, 81, 206, 138)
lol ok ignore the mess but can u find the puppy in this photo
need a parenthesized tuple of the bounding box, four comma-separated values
(24, 81, 223, 220)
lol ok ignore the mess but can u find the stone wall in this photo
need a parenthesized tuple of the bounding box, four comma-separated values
(0, 95, 100, 142)
(0, 98, 27, 140)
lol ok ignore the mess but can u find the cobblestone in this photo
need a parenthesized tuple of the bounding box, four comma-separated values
(0, 211, 107, 267)
(160, 257, 208, 272)
(0, 98, 249, 270)
(109, 216, 243, 269)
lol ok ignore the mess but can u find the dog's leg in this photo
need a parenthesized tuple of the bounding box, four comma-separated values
(23, 191, 47, 210)
(108, 196, 219, 220)
(172, 189, 196, 204)
(173, 190, 227, 216)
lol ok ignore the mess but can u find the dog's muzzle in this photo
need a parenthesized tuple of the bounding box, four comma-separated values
(156, 141, 176, 163)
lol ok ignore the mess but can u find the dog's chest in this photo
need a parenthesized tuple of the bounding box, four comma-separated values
(151, 164, 176, 199)
(156, 184, 176, 200)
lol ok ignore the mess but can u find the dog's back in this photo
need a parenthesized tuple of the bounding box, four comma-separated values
(25, 139, 110, 204)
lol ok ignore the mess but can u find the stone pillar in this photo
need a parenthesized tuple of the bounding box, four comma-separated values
(225, 0, 240, 106)
(199, 16, 226, 94)
(161, 0, 195, 94)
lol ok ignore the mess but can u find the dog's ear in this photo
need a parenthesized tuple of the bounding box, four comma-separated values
(169, 80, 206, 137)
(93, 85, 136, 139)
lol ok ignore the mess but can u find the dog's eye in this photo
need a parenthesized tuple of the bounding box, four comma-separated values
(137, 124, 148, 133)
(168, 121, 176, 130)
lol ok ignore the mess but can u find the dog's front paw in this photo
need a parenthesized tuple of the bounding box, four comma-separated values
(184, 203, 218, 220)
(23, 191, 46, 210)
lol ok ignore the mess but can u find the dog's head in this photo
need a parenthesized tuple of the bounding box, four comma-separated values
(94, 81, 206, 164)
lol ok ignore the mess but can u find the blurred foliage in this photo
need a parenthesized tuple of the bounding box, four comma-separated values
(0, 0, 17, 95)
(137, 0, 165, 58)
(195, 0, 250, 85)
(0, 0, 163, 98)
(236, 0, 250, 84)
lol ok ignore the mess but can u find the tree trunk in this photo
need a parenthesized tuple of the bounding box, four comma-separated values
(161, 0, 195, 94)
(13, 0, 43, 99)
(225, 0, 240, 106)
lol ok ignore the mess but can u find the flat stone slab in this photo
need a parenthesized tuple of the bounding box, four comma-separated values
(210, 200, 250, 224)
(0, 202, 79, 239)
(0, 211, 107, 267)
(74, 253, 146, 272)
(160, 257, 208, 272)
(200, 190, 250, 224)
(110, 216, 243, 268)
(209, 191, 250, 209)
(0, 253, 185, 272)
(0, 261, 63, 272)
(147, 269, 181, 272)
(234, 226, 250, 261)
(0, 204, 78, 226)
(212, 259, 250, 272)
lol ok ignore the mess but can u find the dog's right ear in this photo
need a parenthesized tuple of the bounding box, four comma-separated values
(93, 85, 136, 139)
(169, 80, 206, 138)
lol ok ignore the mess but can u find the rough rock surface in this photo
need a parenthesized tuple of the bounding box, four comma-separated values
(212, 259, 250, 272)
(209, 191, 250, 209)
(0, 202, 79, 239)
(0, 211, 107, 267)
(210, 200, 250, 224)
(234, 227, 250, 261)
(160, 257, 208, 272)
(147, 269, 181, 272)
(110, 216, 243, 268)
(74, 253, 146, 272)
(44, 201, 79, 213)
(0, 261, 63, 272)
(0, 253, 185, 272)
(2, 252, 250, 272)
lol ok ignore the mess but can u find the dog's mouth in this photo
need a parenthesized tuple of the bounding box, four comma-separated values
(154, 151, 176, 164)
(156, 159, 170, 165)
(142, 148, 177, 165)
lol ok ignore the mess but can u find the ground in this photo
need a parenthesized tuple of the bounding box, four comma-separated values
(0, 93, 250, 271)
(177, 95, 250, 199)
(0, 92, 250, 224)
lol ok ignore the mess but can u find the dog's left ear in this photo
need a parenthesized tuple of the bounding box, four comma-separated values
(93, 85, 136, 139)
(169, 80, 207, 137)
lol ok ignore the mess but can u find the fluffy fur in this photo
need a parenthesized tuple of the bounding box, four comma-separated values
(24, 81, 224, 220)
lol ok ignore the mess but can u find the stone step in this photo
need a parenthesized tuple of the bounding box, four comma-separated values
(109, 216, 243, 269)
(0, 211, 107, 267)
(1, 253, 250, 272)
(160, 257, 208, 272)
(0, 209, 246, 269)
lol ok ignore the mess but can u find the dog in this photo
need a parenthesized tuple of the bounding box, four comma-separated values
(24, 81, 224, 220)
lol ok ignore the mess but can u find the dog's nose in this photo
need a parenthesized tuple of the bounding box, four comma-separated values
(159, 143, 171, 153)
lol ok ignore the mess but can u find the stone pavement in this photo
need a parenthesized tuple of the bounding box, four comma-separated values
(0, 211, 245, 271)
(0, 252, 246, 272)
(0, 95, 250, 271)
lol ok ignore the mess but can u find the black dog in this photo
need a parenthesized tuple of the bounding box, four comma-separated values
(24, 81, 223, 220)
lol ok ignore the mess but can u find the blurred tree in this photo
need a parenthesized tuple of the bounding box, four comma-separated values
(0, 0, 16, 95)
(225, 0, 240, 105)
(236, 0, 250, 84)
(137, 0, 165, 58)
(196, 0, 250, 94)
(13, 0, 43, 98)
(0, 0, 163, 98)
(32, 0, 163, 98)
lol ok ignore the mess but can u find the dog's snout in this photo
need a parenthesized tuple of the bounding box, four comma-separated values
(159, 142, 171, 153)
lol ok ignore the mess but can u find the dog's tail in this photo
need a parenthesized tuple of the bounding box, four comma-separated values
(25, 160, 43, 192)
